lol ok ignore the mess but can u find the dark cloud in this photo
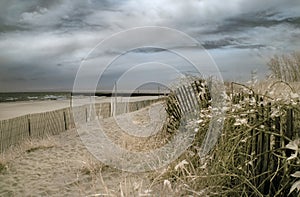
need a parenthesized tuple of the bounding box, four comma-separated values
(204, 12, 300, 35)
(0, 0, 300, 91)
(131, 48, 167, 53)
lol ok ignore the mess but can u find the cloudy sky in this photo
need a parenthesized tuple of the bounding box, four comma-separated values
(0, 0, 299, 92)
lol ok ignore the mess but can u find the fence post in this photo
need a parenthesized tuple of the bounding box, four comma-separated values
(285, 108, 293, 157)
(270, 116, 281, 195)
(63, 111, 67, 130)
(28, 118, 31, 137)
(254, 96, 264, 189)
(262, 102, 271, 194)
(85, 107, 88, 122)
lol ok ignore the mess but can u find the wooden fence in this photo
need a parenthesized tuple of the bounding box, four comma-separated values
(0, 98, 163, 152)
(231, 92, 300, 196)
(164, 80, 300, 196)
(164, 79, 211, 133)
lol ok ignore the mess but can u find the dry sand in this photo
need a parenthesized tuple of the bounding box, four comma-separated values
(0, 96, 160, 120)
(0, 100, 72, 121)
(0, 102, 169, 196)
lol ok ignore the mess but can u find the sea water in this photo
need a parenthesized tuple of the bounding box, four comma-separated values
(0, 92, 71, 102)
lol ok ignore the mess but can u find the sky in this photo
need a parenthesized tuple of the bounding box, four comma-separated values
(0, 0, 299, 92)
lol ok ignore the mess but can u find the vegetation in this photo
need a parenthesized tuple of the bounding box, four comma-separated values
(155, 80, 300, 196)
(1, 76, 300, 196)
(267, 52, 300, 82)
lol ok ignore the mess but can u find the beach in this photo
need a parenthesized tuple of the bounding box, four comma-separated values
(0, 100, 168, 196)
(0, 96, 160, 120)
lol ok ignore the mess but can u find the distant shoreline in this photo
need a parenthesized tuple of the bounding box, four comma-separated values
(0, 91, 168, 103)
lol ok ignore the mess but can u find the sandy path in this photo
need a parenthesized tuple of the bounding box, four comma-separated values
(0, 102, 167, 196)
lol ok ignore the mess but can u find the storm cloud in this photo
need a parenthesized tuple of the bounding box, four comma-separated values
(0, 0, 299, 91)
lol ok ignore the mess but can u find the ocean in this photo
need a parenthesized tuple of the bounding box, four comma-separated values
(0, 91, 165, 103)
(0, 92, 71, 102)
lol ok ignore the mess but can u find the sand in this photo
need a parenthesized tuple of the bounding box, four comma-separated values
(0, 102, 169, 196)
(0, 96, 160, 120)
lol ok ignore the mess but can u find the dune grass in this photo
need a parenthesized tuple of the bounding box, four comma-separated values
(152, 80, 300, 196)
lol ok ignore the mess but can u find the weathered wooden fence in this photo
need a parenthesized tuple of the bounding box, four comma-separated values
(231, 92, 300, 196)
(0, 98, 163, 152)
(164, 79, 211, 133)
(164, 79, 300, 196)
